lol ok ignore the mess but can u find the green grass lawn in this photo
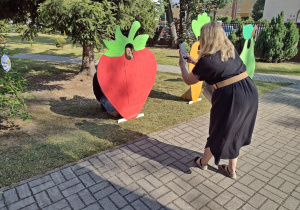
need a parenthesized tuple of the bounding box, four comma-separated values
(2, 33, 299, 75)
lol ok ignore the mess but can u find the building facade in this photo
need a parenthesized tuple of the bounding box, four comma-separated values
(263, 0, 300, 23)
(217, 0, 257, 19)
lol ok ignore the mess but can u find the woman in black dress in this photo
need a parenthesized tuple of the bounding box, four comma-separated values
(179, 22, 258, 179)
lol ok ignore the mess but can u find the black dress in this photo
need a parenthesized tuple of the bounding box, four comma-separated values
(192, 50, 258, 165)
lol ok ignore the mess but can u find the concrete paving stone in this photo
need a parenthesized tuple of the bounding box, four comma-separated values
(257, 160, 272, 171)
(109, 191, 128, 208)
(181, 188, 202, 203)
(188, 174, 206, 187)
(264, 184, 289, 199)
(278, 169, 300, 185)
(282, 196, 300, 210)
(157, 191, 178, 206)
(34, 191, 52, 208)
(203, 179, 224, 194)
(227, 186, 251, 201)
(130, 169, 151, 181)
(247, 193, 267, 209)
(173, 177, 193, 192)
(224, 196, 244, 210)
(116, 171, 134, 186)
(60, 167, 77, 180)
(268, 176, 285, 188)
(28, 175, 53, 188)
(120, 205, 135, 210)
(149, 145, 165, 155)
(139, 195, 162, 210)
(214, 190, 234, 206)
(31, 180, 56, 195)
(239, 162, 256, 173)
(88, 180, 110, 194)
(149, 185, 170, 200)
(73, 167, 93, 177)
(291, 191, 300, 200)
(93, 185, 116, 201)
(89, 157, 104, 169)
(78, 189, 96, 206)
(238, 174, 256, 186)
(259, 188, 285, 204)
(285, 162, 299, 173)
(131, 199, 151, 210)
(7, 196, 34, 210)
(50, 171, 66, 185)
(81, 202, 103, 210)
(107, 176, 124, 190)
(279, 181, 296, 194)
(46, 186, 64, 203)
(159, 171, 178, 183)
(20, 203, 39, 210)
(142, 161, 160, 173)
(61, 183, 85, 197)
(126, 165, 144, 176)
(58, 177, 81, 191)
(122, 156, 139, 168)
(190, 194, 210, 209)
(248, 170, 269, 183)
(232, 182, 255, 196)
(259, 199, 279, 210)
(206, 200, 223, 210)
(16, 184, 31, 200)
(166, 181, 186, 196)
(137, 178, 156, 192)
(173, 197, 195, 210)
(143, 148, 159, 158)
(79, 173, 96, 188)
(87, 170, 105, 184)
(196, 184, 217, 199)
(117, 183, 139, 197)
(66, 194, 85, 210)
(144, 174, 163, 189)
(240, 203, 256, 210)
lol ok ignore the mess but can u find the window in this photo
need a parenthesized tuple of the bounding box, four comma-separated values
(252, 0, 255, 2)
(237, 8, 241, 14)
(250, 8, 253, 13)
(239, 0, 242, 3)
(226, 9, 229, 14)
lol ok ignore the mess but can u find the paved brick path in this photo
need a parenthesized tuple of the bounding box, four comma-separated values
(1, 54, 300, 210)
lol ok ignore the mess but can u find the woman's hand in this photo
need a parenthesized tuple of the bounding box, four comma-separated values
(185, 54, 198, 65)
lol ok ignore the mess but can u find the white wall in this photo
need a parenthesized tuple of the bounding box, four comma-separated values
(263, 0, 300, 23)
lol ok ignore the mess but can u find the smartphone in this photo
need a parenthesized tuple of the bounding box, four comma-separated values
(180, 43, 187, 58)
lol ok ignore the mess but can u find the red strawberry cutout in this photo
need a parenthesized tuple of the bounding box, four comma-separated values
(97, 21, 157, 120)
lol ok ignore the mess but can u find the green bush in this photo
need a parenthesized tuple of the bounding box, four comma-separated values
(0, 20, 11, 33)
(55, 37, 66, 49)
(256, 11, 299, 62)
(228, 30, 237, 46)
(0, 48, 31, 120)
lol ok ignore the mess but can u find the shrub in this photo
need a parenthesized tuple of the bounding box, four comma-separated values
(0, 48, 31, 120)
(217, 16, 232, 24)
(256, 11, 299, 62)
(228, 30, 237, 47)
(55, 37, 66, 49)
(0, 20, 11, 33)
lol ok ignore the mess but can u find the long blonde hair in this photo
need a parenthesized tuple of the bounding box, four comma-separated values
(198, 21, 235, 62)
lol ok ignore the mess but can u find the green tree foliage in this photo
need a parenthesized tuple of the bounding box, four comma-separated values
(252, 0, 265, 22)
(256, 11, 299, 63)
(55, 37, 66, 49)
(217, 16, 232, 24)
(0, 20, 11, 33)
(38, 0, 117, 75)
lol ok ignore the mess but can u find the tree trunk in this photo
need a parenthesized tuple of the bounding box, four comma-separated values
(80, 43, 96, 76)
(165, 0, 178, 49)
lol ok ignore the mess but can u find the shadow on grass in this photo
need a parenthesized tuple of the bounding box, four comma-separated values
(148, 90, 184, 102)
(49, 96, 113, 119)
(164, 78, 183, 82)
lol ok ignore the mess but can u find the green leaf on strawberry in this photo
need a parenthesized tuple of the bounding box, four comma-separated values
(103, 21, 149, 57)
(192, 13, 211, 39)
